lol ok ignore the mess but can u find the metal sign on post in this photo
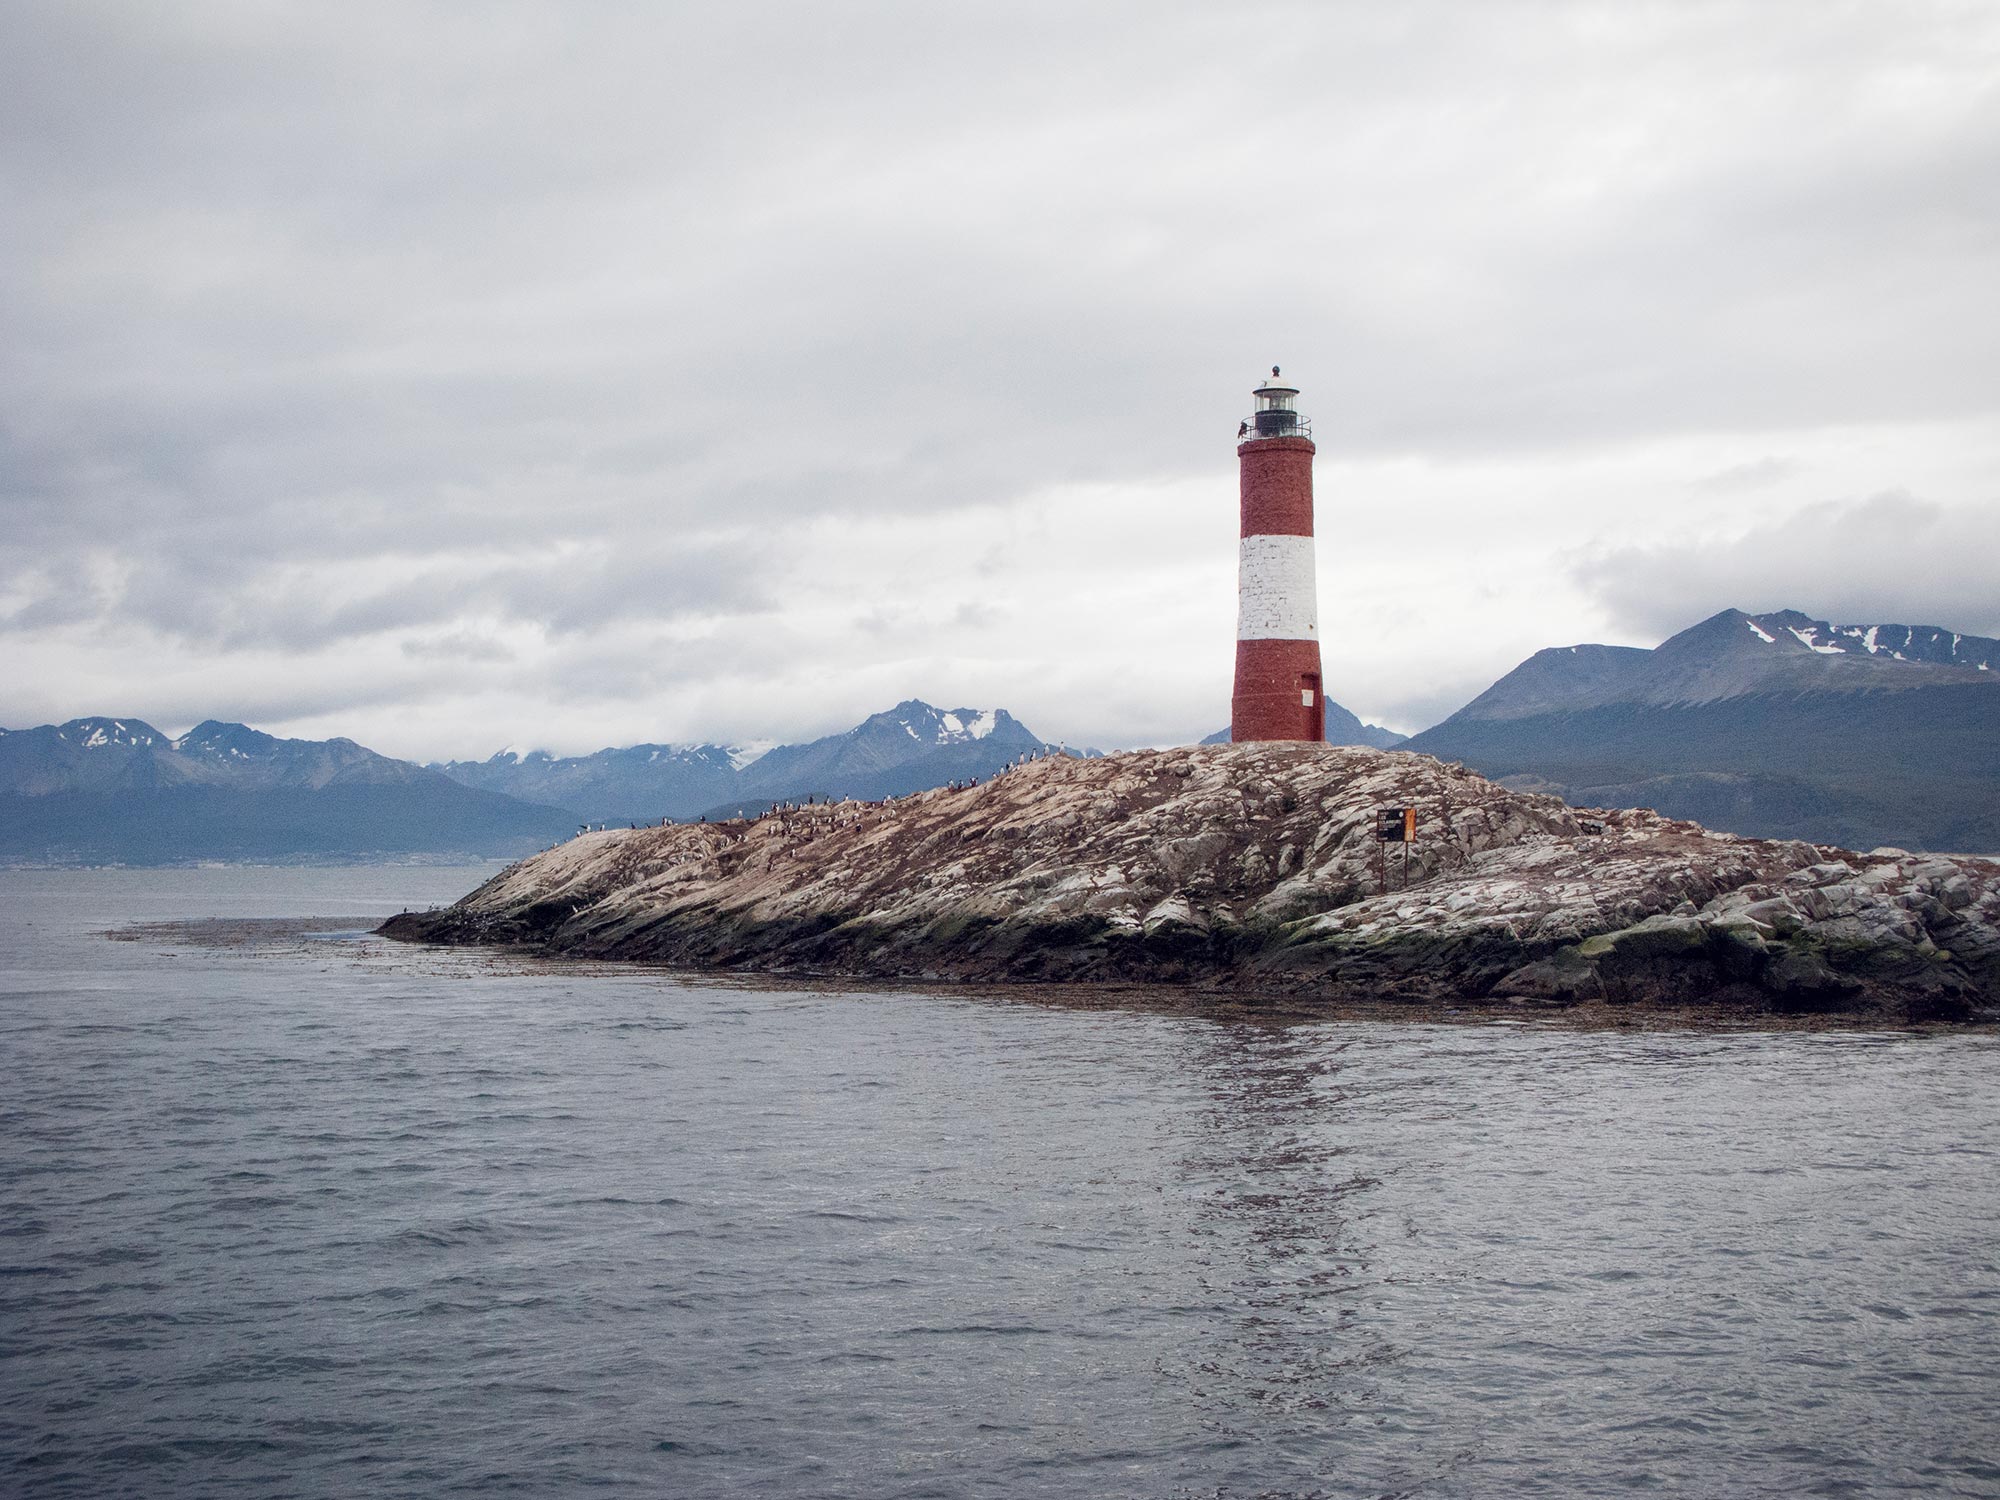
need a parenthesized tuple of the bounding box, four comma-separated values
(1375, 806, 1417, 892)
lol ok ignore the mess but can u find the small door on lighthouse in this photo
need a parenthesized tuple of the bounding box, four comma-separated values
(1301, 673, 1325, 741)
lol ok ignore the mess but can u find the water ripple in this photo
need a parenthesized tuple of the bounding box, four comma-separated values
(1, 867, 1997, 1498)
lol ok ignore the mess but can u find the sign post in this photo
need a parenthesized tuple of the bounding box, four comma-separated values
(1375, 807, 1417, 892)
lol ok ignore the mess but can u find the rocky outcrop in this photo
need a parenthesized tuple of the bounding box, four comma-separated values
(380, 744, 2000, 1023)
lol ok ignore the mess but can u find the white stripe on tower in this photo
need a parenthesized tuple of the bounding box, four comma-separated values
(1236, 535, 1319, 642)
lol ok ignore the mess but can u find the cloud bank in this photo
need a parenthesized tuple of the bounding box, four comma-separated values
(3, 0, 1996, 754)
(1578, 492, 2000, 642)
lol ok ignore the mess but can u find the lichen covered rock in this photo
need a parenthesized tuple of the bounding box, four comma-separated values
(382, 744, 2000, 1023)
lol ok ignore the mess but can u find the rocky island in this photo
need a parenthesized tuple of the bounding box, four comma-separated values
(381, 744, 2000, 1024)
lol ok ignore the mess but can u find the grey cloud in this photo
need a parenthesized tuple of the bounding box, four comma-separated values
(0, 517, 779, 657)
(1, 555, 116, 630)
(105, 662, 489, 738)
(1574, 492, 2000, 642)
(399, 631, 515, 665)
(1689, 457, 1798, 492)
(3, 0, 1996, 748)
(491, 534, 783, 637)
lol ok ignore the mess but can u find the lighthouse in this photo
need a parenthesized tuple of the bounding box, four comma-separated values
(1231, 367, 1325, 742)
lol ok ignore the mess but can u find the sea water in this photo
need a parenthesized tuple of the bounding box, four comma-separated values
(2, 866, 1997, 1498)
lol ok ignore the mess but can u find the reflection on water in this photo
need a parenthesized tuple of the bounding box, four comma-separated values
(2, 867, 1998, 1499)
(1175, 1026, 1387, 1434)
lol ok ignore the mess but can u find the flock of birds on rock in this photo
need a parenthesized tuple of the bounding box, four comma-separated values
(567, 746, 1081, 846)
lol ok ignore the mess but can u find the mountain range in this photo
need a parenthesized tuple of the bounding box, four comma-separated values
(0, 718, 572, 864)
(9, 610, 1993, 862)
(1405, 609, 2000, 853)
(0, 702, 1086, 864)
(433, 701, 1076, 823)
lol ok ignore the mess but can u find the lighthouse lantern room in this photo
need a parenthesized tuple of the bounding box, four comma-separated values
(1249, 369, 1307, 439)
(1231, 366, 1325, 742)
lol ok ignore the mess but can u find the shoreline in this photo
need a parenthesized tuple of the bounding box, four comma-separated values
(102, 913, 1996, 1035)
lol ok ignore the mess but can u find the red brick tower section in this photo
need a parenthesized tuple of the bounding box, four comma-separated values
(1231, 368, 1325, 742)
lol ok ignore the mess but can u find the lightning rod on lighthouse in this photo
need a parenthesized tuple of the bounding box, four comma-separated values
(1231, 366, 1325, 742)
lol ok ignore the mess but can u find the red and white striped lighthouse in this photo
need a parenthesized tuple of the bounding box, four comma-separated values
(1231, 367, 1325, 742)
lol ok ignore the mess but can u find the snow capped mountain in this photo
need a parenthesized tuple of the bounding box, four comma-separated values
(1741, 610, 1996, 670)
(713, 700, 1083, 813)
(172, 721, 274, 756)
(8, 698, 1093, 856)
(55, 717, 167, 751)
(1, 718, 188, 796)
(0, 716, 452, 794)
(1406, 606, 2000, 852)
(432, 700, 1077, 822)
(468, 742, 737, 772)
(731, 701, 1051, 801)
(432, 741, 742, 822)
(879, 702, 1009, 747)
(1444, 608, 1997, 722)
(0, 718, 570, 862)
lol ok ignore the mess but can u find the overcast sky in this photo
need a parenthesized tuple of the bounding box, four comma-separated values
(4, 0, 1996, 757)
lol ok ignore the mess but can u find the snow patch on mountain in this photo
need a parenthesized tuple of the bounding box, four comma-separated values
(1745, 611, 1997, 671)
(936, 710, 998, 738)
(55, 718, 165, 750)
(891, 704, 1009, 746)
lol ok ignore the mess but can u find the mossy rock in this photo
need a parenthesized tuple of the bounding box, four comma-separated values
(1492, 947, 1604, 1004)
